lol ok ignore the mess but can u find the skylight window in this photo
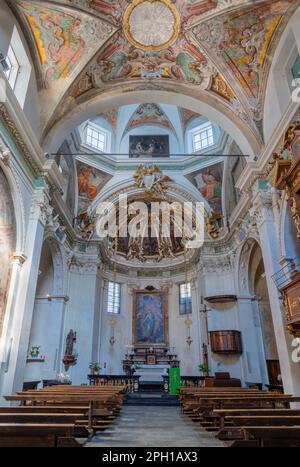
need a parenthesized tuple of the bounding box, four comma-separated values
(192, 124, 214, 152)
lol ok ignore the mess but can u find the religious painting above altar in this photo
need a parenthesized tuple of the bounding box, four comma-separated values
(133, 288, 169, 346)
(129, 135, 169, 157)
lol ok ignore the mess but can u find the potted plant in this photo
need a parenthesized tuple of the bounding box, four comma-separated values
(30, 346, 40, 358)
(198, 363, 210, 377)
(89, 362, 101, 375)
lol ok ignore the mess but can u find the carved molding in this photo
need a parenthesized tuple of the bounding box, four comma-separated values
(0, 104, 41, 175)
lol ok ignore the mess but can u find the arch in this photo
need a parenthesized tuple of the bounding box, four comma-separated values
(0, 159, 25, 253)
(43, 87, 261, 158)
(0, 165, 17, 339)
(42, 234, 67, 296)
(237, 237, 280, 386)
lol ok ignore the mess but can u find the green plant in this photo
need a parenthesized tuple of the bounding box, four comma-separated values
(30, 346, 40, 357)
(89, 362, 101, 372)
(134, 363, 142, 370)
(198, 363, 210, 375)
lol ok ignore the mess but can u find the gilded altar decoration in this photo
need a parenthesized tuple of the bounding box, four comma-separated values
(133, 287, 169, 346)
(123, 0, 181, 52)
(273, 119, 300, 238)
(133, 164, 173, 197)
(273, 115, 300, 336)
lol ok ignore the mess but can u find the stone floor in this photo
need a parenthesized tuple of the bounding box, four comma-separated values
(86, 406, 224, 447)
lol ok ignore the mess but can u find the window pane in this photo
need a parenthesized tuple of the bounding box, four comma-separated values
(5, 46, 19, 90)
(179, 283, 192, 315)
(107, 281, 121, 313)
(86, 125, 106, 152)
(192, 125, 214, 152)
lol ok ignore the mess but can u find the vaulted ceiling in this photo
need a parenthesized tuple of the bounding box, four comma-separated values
(8, 0, 300, 145)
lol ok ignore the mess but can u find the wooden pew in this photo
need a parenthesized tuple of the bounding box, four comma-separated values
(0, 423, 90, 447)
(240, 426, 300, 447)
(212, 408, 300, 431)
(3, 384, 126, 445)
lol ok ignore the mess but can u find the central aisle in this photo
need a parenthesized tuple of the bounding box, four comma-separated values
(87, 406, 224, 447)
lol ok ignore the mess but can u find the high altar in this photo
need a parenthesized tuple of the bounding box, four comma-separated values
(123, 287, 180, 381)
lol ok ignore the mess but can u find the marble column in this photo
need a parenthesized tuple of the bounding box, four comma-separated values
(252, 182, 300, 395)
(0, 186, 51, 399)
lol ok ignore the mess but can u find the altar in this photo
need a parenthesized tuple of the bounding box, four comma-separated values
(122, 287, 180, 377)
(134, 364, 169, 383)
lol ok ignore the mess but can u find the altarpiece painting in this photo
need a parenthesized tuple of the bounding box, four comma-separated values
(133, 288, 168, 346)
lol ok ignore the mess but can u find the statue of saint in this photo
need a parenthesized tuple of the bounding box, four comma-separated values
(65, 329, 76, 356)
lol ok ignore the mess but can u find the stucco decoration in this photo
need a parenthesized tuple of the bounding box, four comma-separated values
(123, 0, 181, 51)
(180, 108, 199, 130)
(124, 103, 175, 134)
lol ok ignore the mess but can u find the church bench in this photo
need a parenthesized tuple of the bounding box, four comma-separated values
(0, 413, 86, 424)
(5, 395, 121, 428)
(0, 406, 115, 431)
(218, 415, 300, 442)
(240, 426, 300, 447)
(182, 395, 298, 414)
(228, 415, 300, 427)
(0, 423, 90, 447)
(212, 408, 300, 430)
(182, 396, 300, 426)
(0, 405, 90, 414)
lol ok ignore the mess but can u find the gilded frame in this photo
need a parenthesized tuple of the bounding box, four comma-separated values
(132, 288, 169, 347)
(123, 0, 181, 52)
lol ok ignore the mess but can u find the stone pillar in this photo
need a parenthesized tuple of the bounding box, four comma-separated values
(64, 254, 100, 384)
(1, 186, 51, 399)
(237, 297, 269, 387)
(252, 183, 300, 395)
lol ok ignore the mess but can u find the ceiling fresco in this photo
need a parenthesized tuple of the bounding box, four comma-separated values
(12, 0, 116, 87)
(8, 0, 300, 140)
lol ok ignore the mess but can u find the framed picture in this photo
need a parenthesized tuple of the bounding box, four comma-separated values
(129, 135, 169, 157)
(133, 288, 169, 346)
(146, 355, 156, 365)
